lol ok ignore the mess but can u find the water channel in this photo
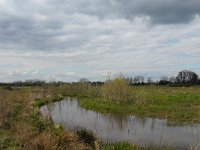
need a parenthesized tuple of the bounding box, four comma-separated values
(40, 97, 200, 149)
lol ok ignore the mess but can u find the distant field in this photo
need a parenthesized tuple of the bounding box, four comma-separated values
(80, 86, 200, 124)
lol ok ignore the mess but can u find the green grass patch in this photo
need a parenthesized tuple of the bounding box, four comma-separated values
(32, 94, 64, 107)
(0, 129, 18, 150)
(80, 86, 200, 125)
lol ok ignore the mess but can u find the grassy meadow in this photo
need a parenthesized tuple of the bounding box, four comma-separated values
(80, 85, 200, 124)
(0, 79, 199, 149)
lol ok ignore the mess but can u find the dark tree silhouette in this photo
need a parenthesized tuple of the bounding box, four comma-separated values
(176, 70, 198, 84)
(159, 76, 169, 85)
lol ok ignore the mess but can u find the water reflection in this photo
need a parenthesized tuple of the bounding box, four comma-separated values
(40, 98, 200, 149)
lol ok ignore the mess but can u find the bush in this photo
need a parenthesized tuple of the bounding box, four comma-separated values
(101, 77, 132, 103)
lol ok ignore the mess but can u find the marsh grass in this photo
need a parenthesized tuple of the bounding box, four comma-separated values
(32, 94, 64, 107)
(189, 144, 200, 150)
(80, 86, 200, 124)
(0, 87, 91, 150)
(0, 84, 199, 149)
(76, 129, 100, 149)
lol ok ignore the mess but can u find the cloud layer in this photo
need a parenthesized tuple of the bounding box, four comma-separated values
(0, 0, 200, 82)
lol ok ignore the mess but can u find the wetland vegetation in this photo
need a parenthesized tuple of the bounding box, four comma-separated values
(0, 71, 200, 149)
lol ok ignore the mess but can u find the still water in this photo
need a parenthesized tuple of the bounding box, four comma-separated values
(40, 97, 200, 149)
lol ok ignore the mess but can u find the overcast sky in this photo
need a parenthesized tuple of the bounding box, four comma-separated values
(1, 0, 200, 82)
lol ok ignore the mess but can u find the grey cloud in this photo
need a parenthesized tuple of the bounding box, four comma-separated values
(62, 0, 200, 24)
(0, 0, 200, 52)
(0, 14, 91, 51)
(130, 0, 197, 24)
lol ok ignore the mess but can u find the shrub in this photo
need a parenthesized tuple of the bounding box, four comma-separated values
(101, 77, 132, 103)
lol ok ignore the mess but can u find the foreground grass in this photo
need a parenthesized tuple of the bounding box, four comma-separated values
(80, 86, 200, 124)
(0, 87, 96, 150)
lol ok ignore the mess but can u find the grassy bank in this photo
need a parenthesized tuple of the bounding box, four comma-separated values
(0, 86, 98, 150)
(80, 86, 200, 124)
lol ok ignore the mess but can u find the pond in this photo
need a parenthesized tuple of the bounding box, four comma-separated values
(40, 97, 200, 149)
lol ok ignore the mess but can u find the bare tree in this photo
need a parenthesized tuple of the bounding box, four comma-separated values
(169, 76, 176, 83)
(147, 77, 154, 84)
(125, 77, 133, 85)
(133, 75, 144, 84)
(79, 78, 90, 83)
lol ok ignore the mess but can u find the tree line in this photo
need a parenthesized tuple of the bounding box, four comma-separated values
(125, 70, 200, 86)
(0, 70, 200, 87)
